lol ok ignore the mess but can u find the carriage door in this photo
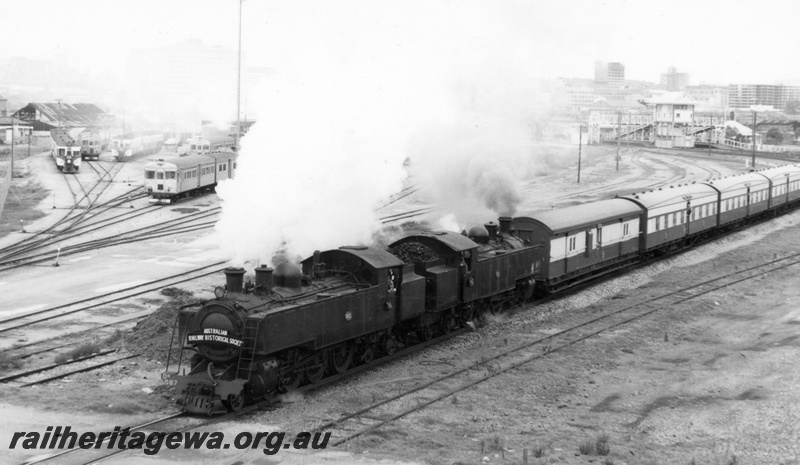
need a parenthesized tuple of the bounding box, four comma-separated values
(196, 165, 202, 188)
(745, 185, 751, 217)
(684, 200, 692, 236)
(228, 160, 233, 179)
(156, 170, 165, 192)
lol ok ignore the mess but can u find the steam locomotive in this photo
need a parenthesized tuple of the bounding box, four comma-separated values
(163, 222, 538, 414)
(163, 163, 800, 414)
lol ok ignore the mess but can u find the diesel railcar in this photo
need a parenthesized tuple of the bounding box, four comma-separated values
(51, 131, 81, 173)
(110, 131, 164, 160)
(143, 152, 237, 204)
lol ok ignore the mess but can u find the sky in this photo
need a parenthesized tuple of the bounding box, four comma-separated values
(2, 0, 799, 87)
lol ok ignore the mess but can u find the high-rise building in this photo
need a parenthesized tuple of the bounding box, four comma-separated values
(595, 61, 625, 87)
(728, 84, 800, 109)
(660, 66, 689, 91)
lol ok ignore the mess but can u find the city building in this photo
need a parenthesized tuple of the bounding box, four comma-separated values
(685, 85, 729, 110)
(594, 61, 625, 87)
(728, 84, 800, 110)
(659, 66, 690, 91)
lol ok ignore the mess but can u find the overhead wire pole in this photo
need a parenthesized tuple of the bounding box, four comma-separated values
(577, 123, 582, 183)
(751, 111, 757, 169)
(616, 111, 621, 171)
(236, 0, 243, 151)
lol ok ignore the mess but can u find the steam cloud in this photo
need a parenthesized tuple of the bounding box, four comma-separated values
(214, 1, 553, 265)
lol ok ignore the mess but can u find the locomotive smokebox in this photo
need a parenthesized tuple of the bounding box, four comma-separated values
(224, 267, 246, 293)
(484, 221, 498, 239)
(254, 265, 274, 293)
(499, 217, 512, 235)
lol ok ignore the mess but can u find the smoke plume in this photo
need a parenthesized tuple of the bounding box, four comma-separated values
(214, 1, 553, 264)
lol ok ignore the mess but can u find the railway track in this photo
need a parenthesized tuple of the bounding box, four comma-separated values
(0, 262, 227, 337)
(308, 250, 800, 447)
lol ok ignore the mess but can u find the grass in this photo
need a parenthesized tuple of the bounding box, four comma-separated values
(160, 287, 193, 298)
(531, 445, 545, 458)
(102, 329, 126, 346)
(0, 351, 25, 370)
(54, 342, 102, 364)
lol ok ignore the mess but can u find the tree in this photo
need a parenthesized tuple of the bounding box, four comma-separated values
(786, 100, 800, 114)
(766, 127, 784, 145)
(725, 126, 739, 141)
(791, 120, 800, 141)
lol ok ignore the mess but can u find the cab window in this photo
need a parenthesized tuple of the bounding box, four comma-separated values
(166, 171, 176, 179)
(145, 170, 155, 179)
(156, 171, 164, 180)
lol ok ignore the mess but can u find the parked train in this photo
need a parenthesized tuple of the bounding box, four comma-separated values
(110, 131, 165, 160)
(77, 129, 107, 160)
(51, 131, 81, 173)
(163, 163, 800, 414)
(186, 135, 236, 155)
(143, 152, 237, 204)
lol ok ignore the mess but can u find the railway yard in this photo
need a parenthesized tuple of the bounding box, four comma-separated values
(1, 145, 800, 465)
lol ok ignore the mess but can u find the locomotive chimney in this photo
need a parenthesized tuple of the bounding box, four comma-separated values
(484, 221, 498, 239)
(498, 217, 512, 235)
(254, 265, 274, 293)
(224, 267, 246, 294)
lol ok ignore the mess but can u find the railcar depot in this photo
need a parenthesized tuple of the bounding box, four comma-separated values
(2, 144, 800, 464)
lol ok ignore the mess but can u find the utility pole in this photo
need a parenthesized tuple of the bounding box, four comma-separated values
(10, 117, 14, 177)
(577, 123, 582, 183)
(751, 111, 757, 169)
(236, 0, 243, 151)
(616, 111, 621, 171)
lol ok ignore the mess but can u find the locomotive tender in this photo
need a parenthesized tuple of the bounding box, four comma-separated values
(143, 152, 237, 204)
(164, 163, 800, 414)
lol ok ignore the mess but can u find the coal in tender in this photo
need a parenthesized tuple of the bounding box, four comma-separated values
(388, 242, 440, 265)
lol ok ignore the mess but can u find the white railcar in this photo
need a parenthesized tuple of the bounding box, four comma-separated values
(143, 152, 237, 203)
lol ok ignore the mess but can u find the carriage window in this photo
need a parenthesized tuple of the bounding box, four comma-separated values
(156, 171, 164, 180)
(623, 223, 630, 236)
(568, 236, 577, 252)
(167, 171, 176, 179)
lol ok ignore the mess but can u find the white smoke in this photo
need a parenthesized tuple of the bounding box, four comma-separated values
(214, 1, 454, 265)
(214, 1, 554, 265)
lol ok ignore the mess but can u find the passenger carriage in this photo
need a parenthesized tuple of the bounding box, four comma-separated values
(755, 164, 800, 210)
(620, 183, 718, 252)
(143, 152, 237, 203)
(186, 135, 236, 155)
(511, 199, 642, 291)
(703, 172, 771, 227)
